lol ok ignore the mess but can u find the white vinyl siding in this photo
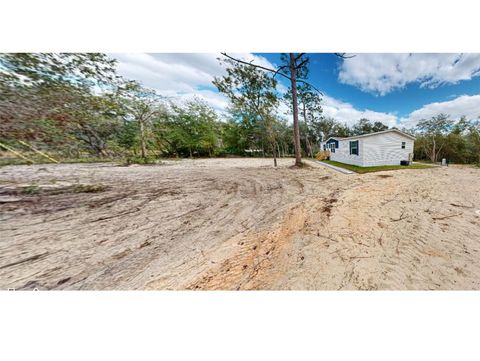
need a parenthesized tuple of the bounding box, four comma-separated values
(330, 139, 365, 166)
(330, 130, 414, 167)
(361, 132, 413, 166)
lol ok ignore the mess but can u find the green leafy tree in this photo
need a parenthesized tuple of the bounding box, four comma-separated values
(416, 114, 454, 163)
(213, 58, 280, 166)
(465, 120, 480, 165)
(0, 53, 121, 157)
(120, 81, 166, 159)
(316, 117, 353, 140)
(155, 98, 219, 157)
(117, 118, 140, 154)
(352, 118, 388, 135)
(219, 119, 250, 155)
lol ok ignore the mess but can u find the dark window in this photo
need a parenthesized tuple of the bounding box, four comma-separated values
(401, 141, 406, 149)
(350, 140, 359, 155)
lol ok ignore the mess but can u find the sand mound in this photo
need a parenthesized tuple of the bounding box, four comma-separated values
(1, 159, 479, 290)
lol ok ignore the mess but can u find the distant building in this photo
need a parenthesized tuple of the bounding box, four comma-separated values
(321, 129, 415, 167)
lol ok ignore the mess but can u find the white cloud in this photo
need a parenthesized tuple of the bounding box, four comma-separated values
(279, 92, 397, 127)
(321, 95, 398, 127)
(168, 89, 230, 113)
(111, 53, 275, 112)
(110, 54, 479, 131)
(338, 53, 480, 95)
(111, 53, 398, 127)
(399, 94, 480, 128)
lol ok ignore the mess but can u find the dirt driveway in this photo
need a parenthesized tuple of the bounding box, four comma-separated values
(1, 158, 479, 290)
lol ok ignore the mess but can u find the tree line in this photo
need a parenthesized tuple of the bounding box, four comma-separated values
(1, 53, 478, 165)
(414, 114, 480, 164)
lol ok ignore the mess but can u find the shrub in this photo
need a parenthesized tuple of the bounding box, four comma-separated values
(315, 150, 330, 161)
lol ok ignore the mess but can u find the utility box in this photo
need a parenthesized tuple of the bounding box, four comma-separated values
(442, 158, 447, 166)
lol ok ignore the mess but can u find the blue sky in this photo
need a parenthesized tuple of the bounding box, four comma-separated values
(112, 53, 480, 128)
(259, 53, 480, 120)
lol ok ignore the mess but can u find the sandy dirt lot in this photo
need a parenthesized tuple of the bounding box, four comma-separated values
(1, 158, 479, 290)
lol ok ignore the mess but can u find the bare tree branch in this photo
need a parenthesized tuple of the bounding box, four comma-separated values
(220, 53, 323, 96)
(296, 58, 309, 70)
(334, 53, 356, 59)
(272, 65, 289, 79)
(221, 53, 284, 76)
(296, 79, 324, 96)
(295, 53, 306, 62)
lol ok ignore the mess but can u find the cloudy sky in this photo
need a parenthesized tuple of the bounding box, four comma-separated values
(112, 53, 480, 128)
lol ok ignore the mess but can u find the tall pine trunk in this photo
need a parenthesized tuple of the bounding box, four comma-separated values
(289, 53, 302, 166)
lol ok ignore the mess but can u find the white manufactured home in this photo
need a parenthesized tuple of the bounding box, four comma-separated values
(322, 129, 415, 167)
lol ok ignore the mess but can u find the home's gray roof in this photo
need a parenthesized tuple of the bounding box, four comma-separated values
(325, 129, 415, 142)
(323, 137, 345, 142)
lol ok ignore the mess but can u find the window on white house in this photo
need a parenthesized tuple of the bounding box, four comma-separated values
(401, 142, 406, 149)
(350, 140, 359, 155)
